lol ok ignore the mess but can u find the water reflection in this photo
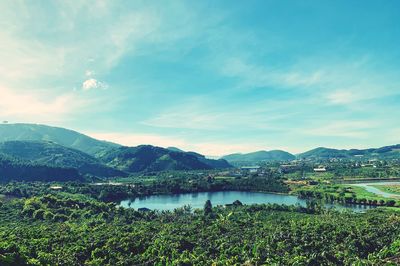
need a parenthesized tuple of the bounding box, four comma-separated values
(119, 191, 376, 212)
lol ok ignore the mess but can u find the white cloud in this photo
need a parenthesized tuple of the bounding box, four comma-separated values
(0, 86, 88, 123)
(82, 79, 108, 91)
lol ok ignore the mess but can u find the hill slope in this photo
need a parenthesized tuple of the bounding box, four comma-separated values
(0, 123, 119, 156)
(222, 150, 295, 165)
(99, 145, 232, 173)
(0, 153, 83, 182)
(0, 141, 126, 178)
(298, 145, 400, 160)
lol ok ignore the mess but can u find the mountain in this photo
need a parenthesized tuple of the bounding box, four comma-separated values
(0, 123, 119, 156)
(298, 145, 400, 160)
(167, 147, 185, 152)
(98, 145, 232, 173)
(0, 141, 126, 178)
(186, 151, 232, 169)
(0, 153, 83, 182)
(222, 150, 296, 165)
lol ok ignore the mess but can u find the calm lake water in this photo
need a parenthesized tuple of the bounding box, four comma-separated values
(119, 191, 375, 212)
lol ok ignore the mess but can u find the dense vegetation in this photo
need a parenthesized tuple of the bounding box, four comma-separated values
(98, 145, 231, 173)
(0, 141, 126, 178)
(0, 154, 83, 182)
(296, 184, 399, 207)
(0, 174, 289, 202)
(298, 145, 400, 160)
(0, 193, 399, 265)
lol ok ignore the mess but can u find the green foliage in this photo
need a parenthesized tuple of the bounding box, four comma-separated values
(98, 145, 231, 173)
(203, 200, 212, 216)
(0, 141, 126, 178)
(0, 194, 399, 265)
(298, 145, 400, 160)
(0, 154, 83, 182)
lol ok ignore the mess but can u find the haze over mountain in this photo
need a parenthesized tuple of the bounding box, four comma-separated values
(0, 123, 119, 156)
(222, 150, 296, 165)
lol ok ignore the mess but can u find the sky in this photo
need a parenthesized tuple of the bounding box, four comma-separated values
(1, 0, 400, 156)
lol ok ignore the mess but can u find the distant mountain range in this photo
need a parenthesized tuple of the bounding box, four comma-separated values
(297, 145, 400, 160)
(0, 123, 232, 182)
(222, 150, 296, 165)
(0, 123, 399, 182)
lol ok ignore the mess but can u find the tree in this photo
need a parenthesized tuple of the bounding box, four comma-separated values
(203, 200, 212, 216)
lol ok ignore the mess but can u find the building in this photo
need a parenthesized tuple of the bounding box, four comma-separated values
(240, 166, 261, 174)
(313, 167, 327, 172)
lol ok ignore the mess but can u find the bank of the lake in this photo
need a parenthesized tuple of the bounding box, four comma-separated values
(119, 190, 375, 212)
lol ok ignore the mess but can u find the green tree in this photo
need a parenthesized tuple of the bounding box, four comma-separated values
(204, 200, 212, 216)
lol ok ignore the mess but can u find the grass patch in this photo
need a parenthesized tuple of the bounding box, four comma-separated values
(345, 185, 386, 201)
(214, 176, 236, 180)
(373, 185, 400, 195)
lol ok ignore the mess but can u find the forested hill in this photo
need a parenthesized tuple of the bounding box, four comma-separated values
(98, 145, 232, 173)
(222, 150, 295, 165)
(0, 141, 126, 178)
(0, 153, 83, 182)
(0, 123, 119, 156)
(298, 145, 400, 160)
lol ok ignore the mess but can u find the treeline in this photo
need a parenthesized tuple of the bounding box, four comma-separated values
(0, 175, 289, 202)
(297, 189, 398, 207)
(1, 194, 400, 265)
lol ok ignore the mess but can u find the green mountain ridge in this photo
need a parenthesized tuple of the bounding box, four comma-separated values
(297, 145, 400, 160)
(222, 150, 296, 165)
(0, 140, 126, 178)
(0, 124, 231, 173)
(99, 145, 232, 173)
(0, 123, 119, 156)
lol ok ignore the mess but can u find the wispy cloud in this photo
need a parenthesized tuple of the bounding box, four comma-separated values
(219, 55, 400, 108)
(300, 120, 379, 138)
(142, 98, 294, 131)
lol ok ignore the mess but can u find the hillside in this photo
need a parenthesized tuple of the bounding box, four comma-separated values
(298, 144, 400, 160)
(0, 141, 126, 178)
(222, 150, 295, 165)
(0, 153, 83, 182)
(0, 123, 119, 156)
(99, 145, 232, 173)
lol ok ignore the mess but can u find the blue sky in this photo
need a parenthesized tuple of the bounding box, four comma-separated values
(1, 0, 400, 155)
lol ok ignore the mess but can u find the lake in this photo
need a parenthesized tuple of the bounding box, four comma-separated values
(119, 191, 375, 212)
